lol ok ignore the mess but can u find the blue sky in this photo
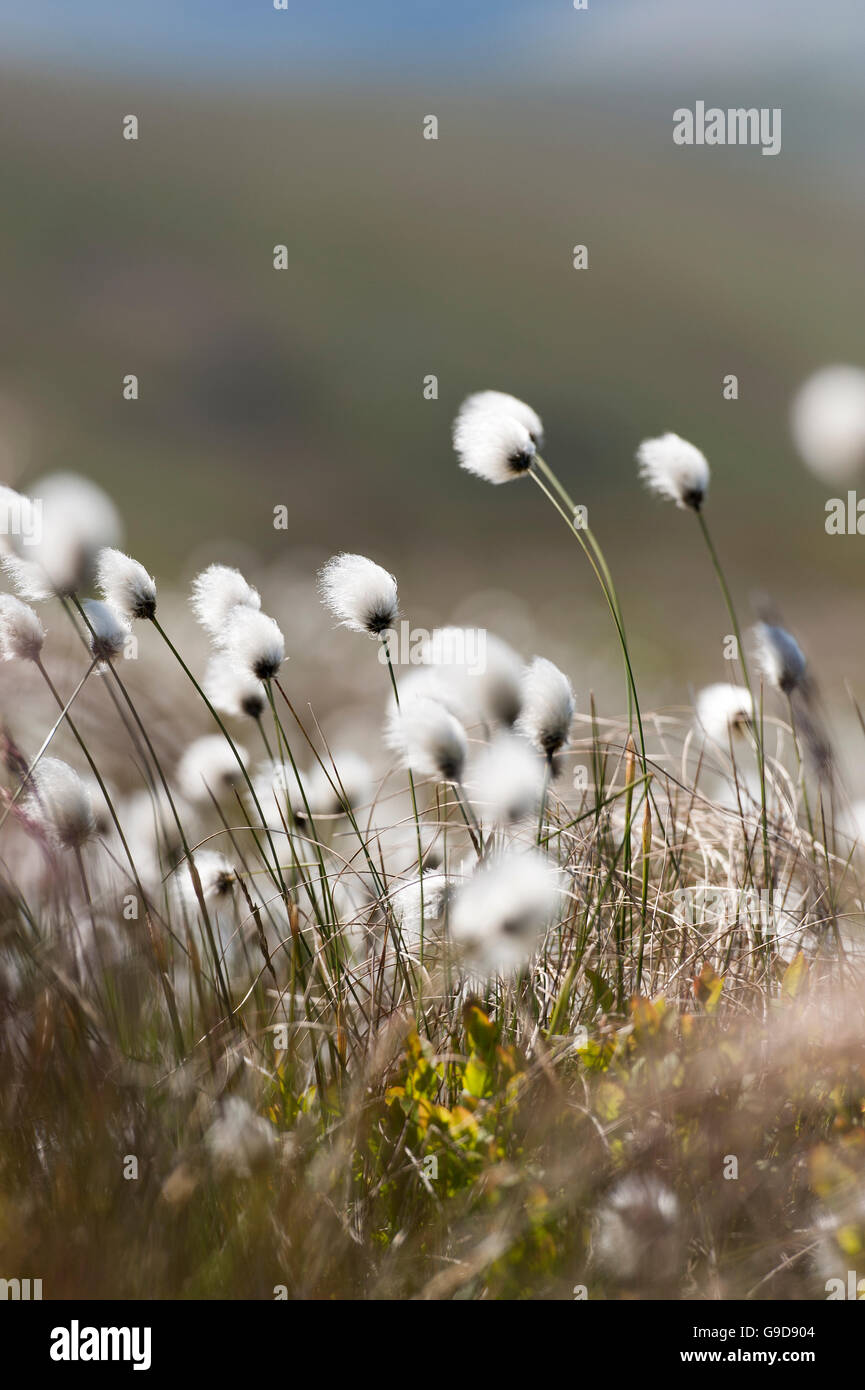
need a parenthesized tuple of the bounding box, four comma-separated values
(2, 1, 864, 86)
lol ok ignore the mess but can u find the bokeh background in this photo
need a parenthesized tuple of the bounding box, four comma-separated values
(2, 1, 865, 752)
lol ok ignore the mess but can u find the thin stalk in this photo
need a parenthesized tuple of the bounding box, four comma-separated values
(0, 657, 97, 831)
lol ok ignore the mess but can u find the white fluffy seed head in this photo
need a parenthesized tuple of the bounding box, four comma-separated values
(176, 850, 236, 909)
(294, 751, 373, 823)
(448, 849, 565, 976)
(456, 391, 545, 448)
(517, 656, 575, 758)
(191, 564, 261, 638)
(791, 365, 865, 483)
(388, 872, 453, 956)
(95, 547, 156, 621)
(420, 627, 524, 727)
(695, 683, 754, 745)
(204, 652, 267, 721)
(636, 432, 710, 511)
(204, 1096, 275, 1178)
(386, 695, 468, 783)
(388, 665, 471, 725)
(318, 553, 400, 635)
(219, 607, 284, 681)
(248, 760, 292, 828)
(594, 1174, 681, 1283)
(0, 594, 45, 662)
(25, 757, 96, 849)
(2, 473, 122, 600)
(178, 735, 248, 804)
(452, 407, 537, 485)
(468, 732, 544, 825)
(82, 598, 129, 664)
(752, 622, 806, 695)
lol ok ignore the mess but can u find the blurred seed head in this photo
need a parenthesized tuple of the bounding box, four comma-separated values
(386, 695, 468, 784)
(695, 682, 754, 745)
(468, 731, 544, 824)
(2, 473, 122, 601)
(178, 735, 248, 805)
(24, 756, 96, 850)
(791, 364, 865, 484)
(82, 598, 129, 665)
(593, 1173, 682, 1287)
(752, 621, 806, 695)
(448, 848, 565, 977)
(204, 1096, 275, 1178)
(420, 626, 523, 727)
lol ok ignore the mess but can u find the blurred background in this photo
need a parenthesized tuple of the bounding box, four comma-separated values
(2, 1, 865, 751)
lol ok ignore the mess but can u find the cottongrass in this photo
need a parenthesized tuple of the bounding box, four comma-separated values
(177, 734, 249, 804)
(695, 682, 754, 745)
(23, 756, 96, 849)
(752, 621, 806, 695)
(81, 598, 129, 665)
(791, 364, 865, 483)
(0, 594, 44, 662)
(636, 432, 710, 510)
(95, 548, 157, 621)
(219, 606, 284, 682)
(318, 552, 399, 635)
(4, 378, 865, 1301)
(191, 563, 261, 638)
(386, 694, 468, 784)
(448, 848, 566, 977)
(516, 656, 575, 758)
(452, 407, 537, 485)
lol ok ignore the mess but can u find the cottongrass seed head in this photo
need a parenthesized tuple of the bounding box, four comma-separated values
(219, 606, 284, 682)
(753, 622, 807, 695)
(637, 432, 710, 511)
(175, 850, 236, 909)
(791, 364, 865, 484)
(3, 473, 122, 601)
(178, 735, 248, 804)
(318, 552, 399, 635)
(81, 598, 129, 665)
(695, 682, 754, 745)
(95, 547, 157, 621)
(386, 695, 467, 783)
(456, 390, 545, 448)
(420, 627, 524, 727)
(468, 732, 544, 825)
(593, 1173, 681, 1286)
(448, 848, 566, 977)
(294, 750, 373, 823)
(24, 756, 96, 850)
(452, 405, 537, 485)
(191, 563, 261, 639)
(0, 594, 45, 662)
(517, 656, 575, 758)
(204, 1096, 276, 1178)
(204, 652, 267, 721)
